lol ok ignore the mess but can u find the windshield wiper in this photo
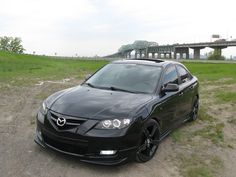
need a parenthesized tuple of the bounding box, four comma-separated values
(108, 86, 139, 93)
(84, 84, 146, 94)
(84, 82, 97, 88)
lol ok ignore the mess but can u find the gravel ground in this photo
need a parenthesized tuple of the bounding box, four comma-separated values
(1, 79, 236, 177)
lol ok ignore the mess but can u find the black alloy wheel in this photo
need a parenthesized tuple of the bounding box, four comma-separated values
(136, 119, 160, 162)
(189, 97, 199, 121)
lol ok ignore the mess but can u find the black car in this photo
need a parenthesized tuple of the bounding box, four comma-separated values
(35, 59, 199, 165)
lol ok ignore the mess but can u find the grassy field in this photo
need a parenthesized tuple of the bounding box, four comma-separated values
(0, 51, 108, 86)
(1, 51, 236, 177)
(1, 51, 236, 84)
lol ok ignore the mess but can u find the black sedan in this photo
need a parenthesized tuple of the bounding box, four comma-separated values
(35, 59, 199, 165)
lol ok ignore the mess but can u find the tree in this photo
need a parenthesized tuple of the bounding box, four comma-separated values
(0, 36, 11, 51)
(0, 36, 24, 54)
(207, 50, 225, 60)
(118, 44, 134, 53)
(133, 40, 157, 50)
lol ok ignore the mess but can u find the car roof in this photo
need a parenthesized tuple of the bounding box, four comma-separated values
(112, 58, 180, 68)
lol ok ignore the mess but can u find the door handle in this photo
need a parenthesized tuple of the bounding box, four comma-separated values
(179, 92, 184, 96)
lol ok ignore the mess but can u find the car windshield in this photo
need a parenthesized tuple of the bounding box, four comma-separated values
(84, 63, 162, 94)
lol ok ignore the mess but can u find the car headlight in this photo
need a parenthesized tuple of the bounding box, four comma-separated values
(96, 118, 131, 129)
(40, 102, 48, 115)
(37, 102, 48, 124)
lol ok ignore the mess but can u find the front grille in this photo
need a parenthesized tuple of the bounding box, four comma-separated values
(43, 134, 88, 155)
(48, 111, 86, 130)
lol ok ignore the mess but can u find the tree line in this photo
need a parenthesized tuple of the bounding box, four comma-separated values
(0, 36, 24, 54)
(118, 40, 158, 54)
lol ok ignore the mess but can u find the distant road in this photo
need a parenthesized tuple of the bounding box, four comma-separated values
(105, 57, 236, 63)
(176, 59, 236, 63)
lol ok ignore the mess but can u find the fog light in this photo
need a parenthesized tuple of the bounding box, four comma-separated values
(36, 128, 43, 141)
(100, 150, 117, 155)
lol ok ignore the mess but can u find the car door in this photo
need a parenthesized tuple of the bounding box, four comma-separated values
(153, 64, 180, 134)
(175, 64, 194, 121)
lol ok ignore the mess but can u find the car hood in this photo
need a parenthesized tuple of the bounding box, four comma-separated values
(48, 85, 153, 120)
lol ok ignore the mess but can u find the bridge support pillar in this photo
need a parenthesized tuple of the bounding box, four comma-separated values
(125, 52, 128, 58)
(174, 52, 177, 59)
(210, 46, 227, 57)
(128, 52, 131, 58)
(174, 47, 189, 59)
(152, 53, 155, 58)
(169, 53, 172, 59)
(193, 48, 200, 59)
(186, 50, 189, 59)
(191, 47, 205, 59)
(164, 53, 167, 58)
(145, 49, 148, 58)
(158, 53, 161, 58)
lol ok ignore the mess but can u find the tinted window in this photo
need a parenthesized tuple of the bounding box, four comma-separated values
(162, 65, 178, 86)
(176, 65, 191, 83)
(86, 63, 162, 93)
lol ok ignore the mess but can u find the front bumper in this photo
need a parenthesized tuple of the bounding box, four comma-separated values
(34, 119, 140, 165)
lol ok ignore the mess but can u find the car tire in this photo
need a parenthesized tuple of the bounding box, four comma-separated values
(189, 96, 199, 122)
(135, 119, 160, 163)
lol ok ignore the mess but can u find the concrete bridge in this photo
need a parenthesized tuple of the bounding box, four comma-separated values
(119, 41, 236, 59)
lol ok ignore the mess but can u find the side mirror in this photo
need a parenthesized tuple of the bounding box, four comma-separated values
(85, 74, 92, 80)
(162, 83, 179, 92)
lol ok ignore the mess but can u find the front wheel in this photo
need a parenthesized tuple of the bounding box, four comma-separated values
(135, 119, 160, 163)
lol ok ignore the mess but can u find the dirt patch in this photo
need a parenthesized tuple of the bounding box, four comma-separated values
(35, 78, 72, 86)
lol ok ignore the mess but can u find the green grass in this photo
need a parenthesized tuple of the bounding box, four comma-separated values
(193, 123, 224, 145)
(215, 91, 236, 103)
(1, 52, 236, 86)
(198, 107, 215, 122)
(0, 51, 108, 86)
(171, 129, 183, 142)
(178, 154, 223, 177)
(183, 62, 236, 82)
(227, 118, 236, 125)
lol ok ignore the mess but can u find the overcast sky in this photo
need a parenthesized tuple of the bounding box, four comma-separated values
(1, 0, 236, 57)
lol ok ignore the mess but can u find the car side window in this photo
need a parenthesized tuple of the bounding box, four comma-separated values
(176, 65, 191, 84)
(162, 65, 179, 87)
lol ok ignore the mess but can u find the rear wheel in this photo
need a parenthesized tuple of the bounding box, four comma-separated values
(136, 119, 160, 163)
(189, 97, 199, 121)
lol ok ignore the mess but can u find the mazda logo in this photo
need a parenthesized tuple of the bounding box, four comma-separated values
(56, 117, 66, 127)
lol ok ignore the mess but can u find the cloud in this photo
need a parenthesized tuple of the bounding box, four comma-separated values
(0, 0, 236, 56)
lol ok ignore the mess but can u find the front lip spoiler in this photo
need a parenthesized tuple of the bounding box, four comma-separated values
(34, 135, 130, 166)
